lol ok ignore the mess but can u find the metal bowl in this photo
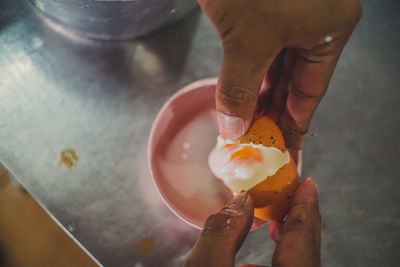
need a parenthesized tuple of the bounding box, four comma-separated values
(28, 0, 198, 40)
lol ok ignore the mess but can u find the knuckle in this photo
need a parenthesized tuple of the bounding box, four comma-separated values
(222, 38, 243, 55)
(290, 83, 326, 101)
(284, 202, 319, 233)
(202, 212, 232, 235)
(220, 206, 242, 217)
(217, 82, 258, 108)
(220, 24, 235, 40)
(279, 115, 309, 137)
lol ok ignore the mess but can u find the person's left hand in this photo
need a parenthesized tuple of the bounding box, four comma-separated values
(184, 178, 321, 267)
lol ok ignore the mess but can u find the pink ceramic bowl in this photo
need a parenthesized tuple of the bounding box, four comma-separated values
(149, 78, 287, 230)
(148, 77, 232, 230)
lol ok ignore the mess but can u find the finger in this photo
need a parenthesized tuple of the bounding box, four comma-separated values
(288, 148, 303, 175)
(264, 49, 297, 123)
(269, 220, 284, 243)
(278, 43, 345, 149)
(198, 0, 282, 140)
(240, 264, 269, 267)
(184, 192, 254, 267)
(216, 49, 279, 140)
(257, 51, 285, 114)
(272, 178, 321, 267)
(265, 51, 286, 93)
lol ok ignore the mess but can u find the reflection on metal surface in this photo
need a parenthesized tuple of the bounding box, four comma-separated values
(32, 7, 101, 46)
(133, 43, 164, 78)
(2, 0, 400, 266)
(28, 0, 198, 40)
(0, 0, 219, 265)
(0, 56, 33, 90)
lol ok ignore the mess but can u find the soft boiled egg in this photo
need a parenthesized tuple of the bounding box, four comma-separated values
(207, 115, 299, 222)
(208, 136, 290, 193)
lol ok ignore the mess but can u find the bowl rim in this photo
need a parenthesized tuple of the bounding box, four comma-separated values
(147, 77, 218, 230)
(148, 77, 303, 231)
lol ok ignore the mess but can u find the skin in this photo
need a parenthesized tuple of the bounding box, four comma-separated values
(184, 178, 321, 267)
(186, 1, 362, 264)
(198, 0, 363, 154)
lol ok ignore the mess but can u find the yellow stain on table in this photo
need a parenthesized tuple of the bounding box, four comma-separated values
(138, 237, 155, 254)
(59, 149, 79, 169)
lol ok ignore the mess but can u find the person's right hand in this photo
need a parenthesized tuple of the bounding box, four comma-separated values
(198, 0, 362, 160)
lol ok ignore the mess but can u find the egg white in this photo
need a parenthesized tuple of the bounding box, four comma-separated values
(208, 136, 290, 192)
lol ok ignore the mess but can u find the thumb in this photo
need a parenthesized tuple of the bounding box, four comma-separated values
(216, 52, 275, 140)
(184, 192, 254, 267)
(272, 178, 321, 267)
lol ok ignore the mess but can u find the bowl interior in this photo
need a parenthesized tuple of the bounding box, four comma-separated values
(149, 78, 266, 229)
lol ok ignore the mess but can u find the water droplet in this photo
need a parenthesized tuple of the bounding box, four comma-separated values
(324, 35, 332, 42)
(183, 142, 190, 150)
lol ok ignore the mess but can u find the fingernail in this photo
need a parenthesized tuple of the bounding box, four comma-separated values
(227, 191, 248, 209)
(217, 111, 245, 140)
(304, 177, 318, 192)
(239, 191, 249, 205)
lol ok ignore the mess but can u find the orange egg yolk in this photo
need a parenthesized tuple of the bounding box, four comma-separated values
(229, 146, 263, 163)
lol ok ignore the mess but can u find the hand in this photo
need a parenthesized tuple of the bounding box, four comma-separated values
(184, 178, 321, 267)
(199, 0, 362, 151)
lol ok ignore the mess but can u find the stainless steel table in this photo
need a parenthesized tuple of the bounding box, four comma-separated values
(1, 0, 399, 266)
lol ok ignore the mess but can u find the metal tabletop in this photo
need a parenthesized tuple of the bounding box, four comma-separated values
(1, 0, 399, 266)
